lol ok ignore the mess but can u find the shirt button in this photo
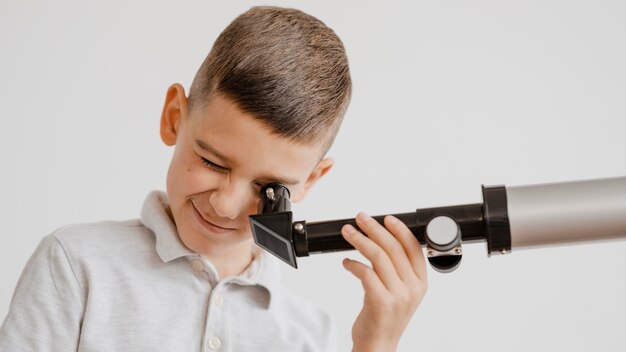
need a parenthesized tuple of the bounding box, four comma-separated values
(191, 259, 204, 272)
(214, 294, 224, 307)
(208, 337, 221, 350)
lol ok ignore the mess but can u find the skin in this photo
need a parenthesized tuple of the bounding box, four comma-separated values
(160, 83, 428, 351)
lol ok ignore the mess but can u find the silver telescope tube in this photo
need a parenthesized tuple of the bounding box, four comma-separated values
(506, 176, 626, 250)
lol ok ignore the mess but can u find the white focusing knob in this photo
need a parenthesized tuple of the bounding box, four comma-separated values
(426, 216, 459, 247)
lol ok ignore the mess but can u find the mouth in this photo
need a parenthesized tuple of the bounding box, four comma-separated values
(191, 201, 236, 234)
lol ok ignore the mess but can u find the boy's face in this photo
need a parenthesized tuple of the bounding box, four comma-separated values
(160, 84, 334, 254)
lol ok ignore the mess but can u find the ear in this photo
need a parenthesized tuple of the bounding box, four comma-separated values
(291, 157, 335, 203)
(160, 83, 189, 146)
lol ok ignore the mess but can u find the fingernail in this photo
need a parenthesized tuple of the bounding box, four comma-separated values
(387, 215, 399, 224)
(342, 258, 351, 269)
(357, 212, 369, 222)
(343, 224, 356, 234)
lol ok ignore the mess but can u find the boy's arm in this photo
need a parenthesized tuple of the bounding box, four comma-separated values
(0, 234, 84, 351)
(341, 213, 428, 352)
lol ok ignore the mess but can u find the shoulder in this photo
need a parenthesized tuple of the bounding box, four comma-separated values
(39, 219, 162, 290)
(50, 218, 153, 255)
(46, 219, 158, 279)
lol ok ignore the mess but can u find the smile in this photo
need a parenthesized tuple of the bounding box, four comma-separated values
(191, 202, 236, 234)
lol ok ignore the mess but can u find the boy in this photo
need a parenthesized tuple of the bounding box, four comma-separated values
(0, 6, 427, 351)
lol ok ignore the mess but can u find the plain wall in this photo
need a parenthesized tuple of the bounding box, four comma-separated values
(1, 1, 625, 351)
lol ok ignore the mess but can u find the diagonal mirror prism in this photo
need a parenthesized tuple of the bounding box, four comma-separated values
(250, 211, 297, 268)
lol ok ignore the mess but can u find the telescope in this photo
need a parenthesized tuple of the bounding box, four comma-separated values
(249, 176, 626, 273)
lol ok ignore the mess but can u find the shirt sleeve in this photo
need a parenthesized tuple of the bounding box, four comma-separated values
(0, 234, 85, 351)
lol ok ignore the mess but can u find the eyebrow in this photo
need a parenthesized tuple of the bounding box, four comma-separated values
(195, 139, 300, 186)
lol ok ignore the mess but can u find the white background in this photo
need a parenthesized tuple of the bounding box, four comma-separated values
(1, 1, 625, 351)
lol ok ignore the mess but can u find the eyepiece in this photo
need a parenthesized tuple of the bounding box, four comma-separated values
(257, 183, 292, 214)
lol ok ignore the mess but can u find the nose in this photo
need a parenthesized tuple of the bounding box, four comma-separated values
(209, 179, 253, 220)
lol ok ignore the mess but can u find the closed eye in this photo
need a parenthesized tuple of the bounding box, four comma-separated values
(200, 156, 266, 190)
(200, 157, 228, 173)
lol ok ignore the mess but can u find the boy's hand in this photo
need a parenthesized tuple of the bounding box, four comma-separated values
(341, 212, 428, 352)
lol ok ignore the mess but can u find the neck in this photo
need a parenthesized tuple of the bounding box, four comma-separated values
(178, 230, 256, 279)
(165, 205, 255, 279)
(199, 239, 255, 279)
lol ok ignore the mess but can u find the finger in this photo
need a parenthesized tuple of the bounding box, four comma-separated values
(384, 215, 427, 281)
(341, 223, 402, 291)
(342, 258, 387, 297)
(379, 215, 423, 283)
(355, 212, 416, 284)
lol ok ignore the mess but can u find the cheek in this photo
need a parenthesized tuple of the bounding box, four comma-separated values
(168, 153, 221, 196)
(239, 201, 258, 233)
(246, 198, 258, 215)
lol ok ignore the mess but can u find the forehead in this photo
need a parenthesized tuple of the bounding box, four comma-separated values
(188, 94, 324, 182)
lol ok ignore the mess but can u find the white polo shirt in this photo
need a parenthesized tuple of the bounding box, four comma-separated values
(0, 191, 335, 351)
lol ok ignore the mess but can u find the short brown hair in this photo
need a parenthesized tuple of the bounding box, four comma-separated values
(188, 6, 352, 153)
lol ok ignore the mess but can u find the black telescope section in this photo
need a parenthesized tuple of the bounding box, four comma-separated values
(249, 182, 513, 270)
(305, 215, 397, 254)
(250, 182, 513, 270)
(305, 205, 487, 255)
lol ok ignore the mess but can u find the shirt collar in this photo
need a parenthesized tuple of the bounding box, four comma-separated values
(140, 190, 195, 262)
(139, 190, 282, 306)
(231, 245, 282, 293)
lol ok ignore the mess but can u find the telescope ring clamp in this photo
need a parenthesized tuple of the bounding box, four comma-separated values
(249, 177, 626, 272)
